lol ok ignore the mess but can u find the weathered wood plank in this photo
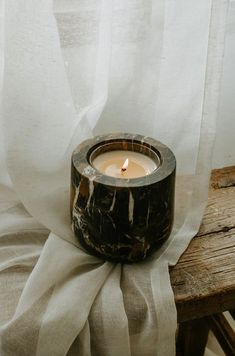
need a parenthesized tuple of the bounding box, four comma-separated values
(210, 166, 235, 189)
(171, 167, 235, 322)
(172, 228, 235, 321)
(198, 185, 235, 236)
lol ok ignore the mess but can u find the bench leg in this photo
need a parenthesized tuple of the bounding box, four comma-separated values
(176, 318, 209, 356)
(206, 313, 235, 356)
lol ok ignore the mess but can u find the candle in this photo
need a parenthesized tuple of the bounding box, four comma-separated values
(92, 150, 157, 179)
(71, 133, 176, 263)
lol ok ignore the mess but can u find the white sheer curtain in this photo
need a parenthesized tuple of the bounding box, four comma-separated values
(0, 1, 228, 355)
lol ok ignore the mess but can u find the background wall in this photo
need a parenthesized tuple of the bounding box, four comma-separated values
(213, 0, 235, 168)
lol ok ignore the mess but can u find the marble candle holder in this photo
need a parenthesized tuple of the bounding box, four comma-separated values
(71, 133, 176, 263)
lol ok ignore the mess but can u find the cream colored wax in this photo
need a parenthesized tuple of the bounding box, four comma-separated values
(92, 150, 157, 179)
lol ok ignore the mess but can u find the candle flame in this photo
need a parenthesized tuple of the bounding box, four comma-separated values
(121, 158, 129, 172)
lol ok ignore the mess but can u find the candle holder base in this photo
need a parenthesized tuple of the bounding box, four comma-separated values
(72, 213, 171, 263)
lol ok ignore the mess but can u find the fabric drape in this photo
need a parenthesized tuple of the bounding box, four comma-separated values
(0, 0, 228, 355)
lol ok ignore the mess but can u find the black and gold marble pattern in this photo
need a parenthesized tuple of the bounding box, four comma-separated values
(71, 133, 176, 263)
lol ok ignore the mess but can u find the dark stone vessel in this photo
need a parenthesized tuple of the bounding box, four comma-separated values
(71, 133, 176, 263)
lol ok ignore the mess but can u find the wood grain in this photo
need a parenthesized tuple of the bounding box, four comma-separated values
(171, 167, 235, 322)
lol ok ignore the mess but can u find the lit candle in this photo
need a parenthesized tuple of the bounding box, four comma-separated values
(71, 133, 176, 263)
(92, 150, 157, 179)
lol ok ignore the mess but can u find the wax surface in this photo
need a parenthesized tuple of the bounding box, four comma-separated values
(92, 150, 157, 178)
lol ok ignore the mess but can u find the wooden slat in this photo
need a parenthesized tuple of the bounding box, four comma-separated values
(206, 313, 235, 356)
(170, 167, 235, 322)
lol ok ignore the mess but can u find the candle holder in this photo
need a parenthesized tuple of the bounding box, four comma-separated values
(71, 133, 176, 263)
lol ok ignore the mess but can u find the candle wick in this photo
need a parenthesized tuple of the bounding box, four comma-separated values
(121, 158, 129, 173)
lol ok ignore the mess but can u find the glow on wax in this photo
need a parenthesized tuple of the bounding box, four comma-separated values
(92, 150, 157, 179)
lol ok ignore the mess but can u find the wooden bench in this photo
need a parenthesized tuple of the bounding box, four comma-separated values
(170, 166, 235, 355)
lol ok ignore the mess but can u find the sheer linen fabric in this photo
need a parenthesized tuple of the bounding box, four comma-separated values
(0, 1, 228, 355)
